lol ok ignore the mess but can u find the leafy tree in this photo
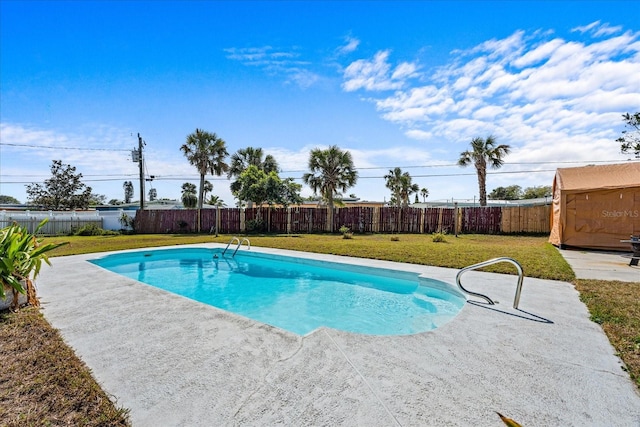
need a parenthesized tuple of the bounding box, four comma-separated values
(616, 112, 640, 158)
(0, 195, 20, 204)
(123, 181, 134, 204)
(420, 188, 429, 203)
(181, 182, 197, 208)
(384, 167, 419, 207)
(180, 128, 229, 209)
(488, 185, 522, 200)
(458, 135, 511, 207)
(235, 165, 302, 210)
(522, 185, 552, 199)
(228, 147, 279, 207)
(414, 194, 419, 204)
(25, 160, 93, 210)
(108, 199, 123, 205)
(88, 193, 107, 206)
(302, 145, 358, 232)
(148, 188, 157, 201)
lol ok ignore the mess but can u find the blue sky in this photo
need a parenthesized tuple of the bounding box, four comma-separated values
(1, 1, 639, 206)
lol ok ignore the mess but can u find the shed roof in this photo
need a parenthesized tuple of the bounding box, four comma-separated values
(554, 162, 640, 192)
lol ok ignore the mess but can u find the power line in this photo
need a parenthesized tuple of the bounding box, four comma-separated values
(0, 142, 131, 152)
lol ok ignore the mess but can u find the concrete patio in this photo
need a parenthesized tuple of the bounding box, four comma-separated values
(37, 245, 640, 426)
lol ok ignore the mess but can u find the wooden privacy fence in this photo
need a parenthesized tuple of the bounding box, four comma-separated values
(134, 205, 551, 235)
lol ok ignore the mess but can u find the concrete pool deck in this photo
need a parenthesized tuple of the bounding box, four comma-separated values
(37, 245, 640, 426)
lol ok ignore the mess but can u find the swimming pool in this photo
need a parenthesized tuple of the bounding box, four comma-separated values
(90, 247, 466, 336)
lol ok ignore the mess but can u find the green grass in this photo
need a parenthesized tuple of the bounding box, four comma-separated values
(3, 232, 636, 424)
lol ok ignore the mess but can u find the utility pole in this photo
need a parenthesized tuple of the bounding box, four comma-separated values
(138, 133, 145, 210)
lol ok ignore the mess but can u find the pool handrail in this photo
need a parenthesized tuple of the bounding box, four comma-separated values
(222, 236, 251, 257)
(455, 257, 524, 309)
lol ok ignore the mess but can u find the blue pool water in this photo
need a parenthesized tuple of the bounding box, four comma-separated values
(90, 248, 465, 336)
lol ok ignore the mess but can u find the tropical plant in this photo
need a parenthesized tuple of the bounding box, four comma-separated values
(206, 195, 226, 207)
(180, 128, 229, 209)
(123, 181, 134, 203)
(420, 188, 429, 202)
(302, 145, 358, 232)
(384, 167, 419, 207)
(181, 183, 198, 209)
(202, 180, 213, 202)
(458, 135, 511, 207)
(0, 219, 67, 310)
(25, 160, 93, 210)
(616, 112, 640, 158)
(228, 147, 279, 207)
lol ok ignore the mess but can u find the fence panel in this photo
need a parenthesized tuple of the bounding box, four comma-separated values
(333, 207, 375, 233)
(461, 207, 502, 234)
(501, 205, 550, 233)
(219, 208, 241, 234)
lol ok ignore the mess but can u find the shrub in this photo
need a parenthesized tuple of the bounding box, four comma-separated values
(71, 224, 117, 236)
(246, 218, 266, 233)
(339, 225, 353, 239)
(432, 231, 447, 243)
(390, 235, 400, 241)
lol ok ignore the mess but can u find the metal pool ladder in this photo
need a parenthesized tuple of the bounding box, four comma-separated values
(455, 257, 524, 309)
(222, 236, 251, 257)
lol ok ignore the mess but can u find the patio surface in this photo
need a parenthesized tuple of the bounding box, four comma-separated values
(37, 244, 640, 426)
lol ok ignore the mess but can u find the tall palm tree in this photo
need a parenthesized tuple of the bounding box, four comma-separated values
(384, 167, 418, 207)
(302, 145, 358, 232)
(228, 147, 279, 207)
(420, 187, 429, 202)
(180, 129, 229, 209)
(458, 135, 511, 206)
(123, 181, 134, 204)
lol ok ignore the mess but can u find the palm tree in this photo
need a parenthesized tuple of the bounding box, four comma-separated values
(202, 180, 213, 203)
(228, 147, 279, 207)
(181, 182, 197, 208)
(206, 194, 226, 207)
(420, 187, 429, 202)
(302, 145, 358, 232)
(384, 167, 418, 207)
(123, 181, 134, 204)
(458, 135, 511, 206)
(180, 128, 229, 210)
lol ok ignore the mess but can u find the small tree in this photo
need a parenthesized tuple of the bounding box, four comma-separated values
(123, 181, 134, 204)
(616, 112, 640, 158)
(26, 160, 92, 210)
(148, 188, 157, 201)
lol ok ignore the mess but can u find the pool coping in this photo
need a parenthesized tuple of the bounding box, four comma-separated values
(37, 244, 640, 426)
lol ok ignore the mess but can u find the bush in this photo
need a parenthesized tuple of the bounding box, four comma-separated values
(71, 224, 118, 236)
(432, 231, 447, 243)
(390, 235, 400, 241)
(246, 218, 266, 233)
(339, 225, 353, 239)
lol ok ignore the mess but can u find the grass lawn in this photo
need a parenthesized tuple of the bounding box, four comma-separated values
(1, 233, 638, 424)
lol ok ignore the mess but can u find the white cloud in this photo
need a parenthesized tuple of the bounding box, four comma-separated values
(342, 50, 419, 92)
(337, 36, 360, 55)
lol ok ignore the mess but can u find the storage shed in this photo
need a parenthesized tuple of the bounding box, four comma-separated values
(549, 162, 640, 251)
